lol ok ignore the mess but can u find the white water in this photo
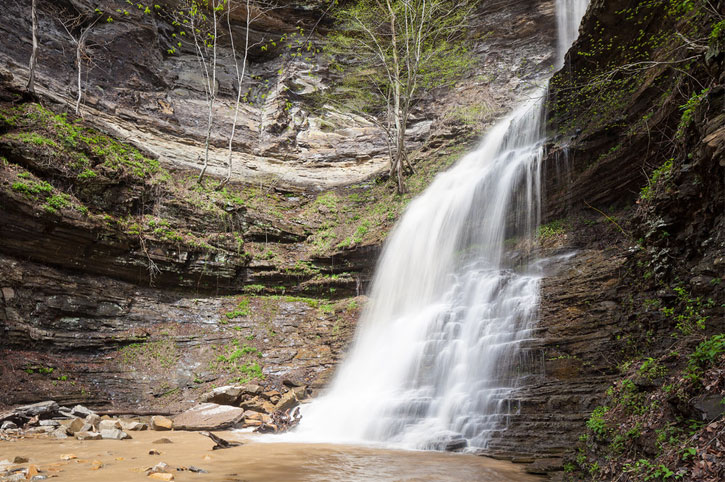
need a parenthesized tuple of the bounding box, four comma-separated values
(292, 0, 590, 451)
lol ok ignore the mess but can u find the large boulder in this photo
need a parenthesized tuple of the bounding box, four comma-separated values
(172, 403, 245, 430)
(0, 401, 59, 424)
(198, 385, 245, 405)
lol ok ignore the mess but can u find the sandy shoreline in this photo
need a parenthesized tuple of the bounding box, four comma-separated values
(0, 430, 540, 481)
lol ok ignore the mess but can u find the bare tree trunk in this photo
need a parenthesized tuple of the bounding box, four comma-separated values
(26, 0, 38, 94)
(386, 0, 406, 194)
(219, 0, 251, 189)
(198, 0, 220, 184)
(75, 40, 82, 114)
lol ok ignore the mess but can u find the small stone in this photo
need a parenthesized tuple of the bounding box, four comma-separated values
(188, 466, 207, 474)
(148, 450, 161, 455)
(152, 438, 173, 444)
(75, 431, 102, 440)
(27, 465, 39, 478)
(150, 416, 173, 431)
(148, 474, 174, 481)
(1, 287, 15, 301)
(90, 460, 104, 470)
(39, 420, 60, 427)
(60, 454, 77, 461)
(98, 420, 122, 431)
(149, 462, 170, 473)
(12, 456, 28, 463)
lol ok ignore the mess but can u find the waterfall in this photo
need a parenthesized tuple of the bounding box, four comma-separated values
(293, 0, 590, 450)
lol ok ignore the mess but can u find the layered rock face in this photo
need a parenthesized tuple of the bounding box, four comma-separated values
(0, 0, 556, 189)
(484, 0, 725, 476)
(0, 0, 559, 414)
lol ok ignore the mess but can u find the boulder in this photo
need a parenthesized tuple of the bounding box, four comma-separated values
(275, 391, 299, 412)
(262, 390, 281, 404)
(173, 403, 245, 430)
(85, 414, 101, 428)
(98, 419, 122, 431)
(39, 420, 60, 427)
(51, 427, 69, 439)
(240, 397, 276, 414)
(100, 428, 132, 440)
(75, 431, 102, 440)
(291, 386, 308, 401)
(121, 421, 147, 431)
(66, 418, 86, 434)
(150, 416, 173, 431)
(70, 405, 95, 418)
(282, 378, 304, 388)
(1, 421, 17, 430)
(0, 401, 59, 424)
(199, 385, 245, 405)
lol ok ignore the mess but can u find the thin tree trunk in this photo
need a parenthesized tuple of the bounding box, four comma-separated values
(386, 0, 406, 193)
(26, 0, 38, 94)
(75, 40, 82, 114)
(198, 0, 220, 183)
(220, 0, 251, 189)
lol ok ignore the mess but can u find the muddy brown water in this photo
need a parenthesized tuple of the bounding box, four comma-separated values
(1, 431, 540, 481)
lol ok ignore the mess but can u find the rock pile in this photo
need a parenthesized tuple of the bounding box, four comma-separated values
(0, 402, 174, 442)
(176, 382, 309, 432)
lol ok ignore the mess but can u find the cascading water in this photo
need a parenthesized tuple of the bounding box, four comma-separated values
(293, 0, 590, 450)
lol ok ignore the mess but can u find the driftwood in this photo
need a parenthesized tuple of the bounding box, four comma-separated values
(199, 431, 242, 450)
(254, 407, 301, 434)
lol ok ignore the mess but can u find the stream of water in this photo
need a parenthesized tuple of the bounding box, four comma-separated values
(293, 0, 590, 451)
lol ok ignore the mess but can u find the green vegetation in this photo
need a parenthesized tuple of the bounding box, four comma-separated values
(685, 334, 725, 382)
(11, 178, 53, 198)
(210, 340, 265, 383)
(0, 104, 162, 180)
(322, 0, 474, 192)
(676, 88, 709, 138)
(118, 340, 179, 369)
(661, 286, 711, 336)
(586, 406, 609, 437)
(640, 159, 673, 200)
(537, 219, 567, 239)
(225, 298, 251, 319)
